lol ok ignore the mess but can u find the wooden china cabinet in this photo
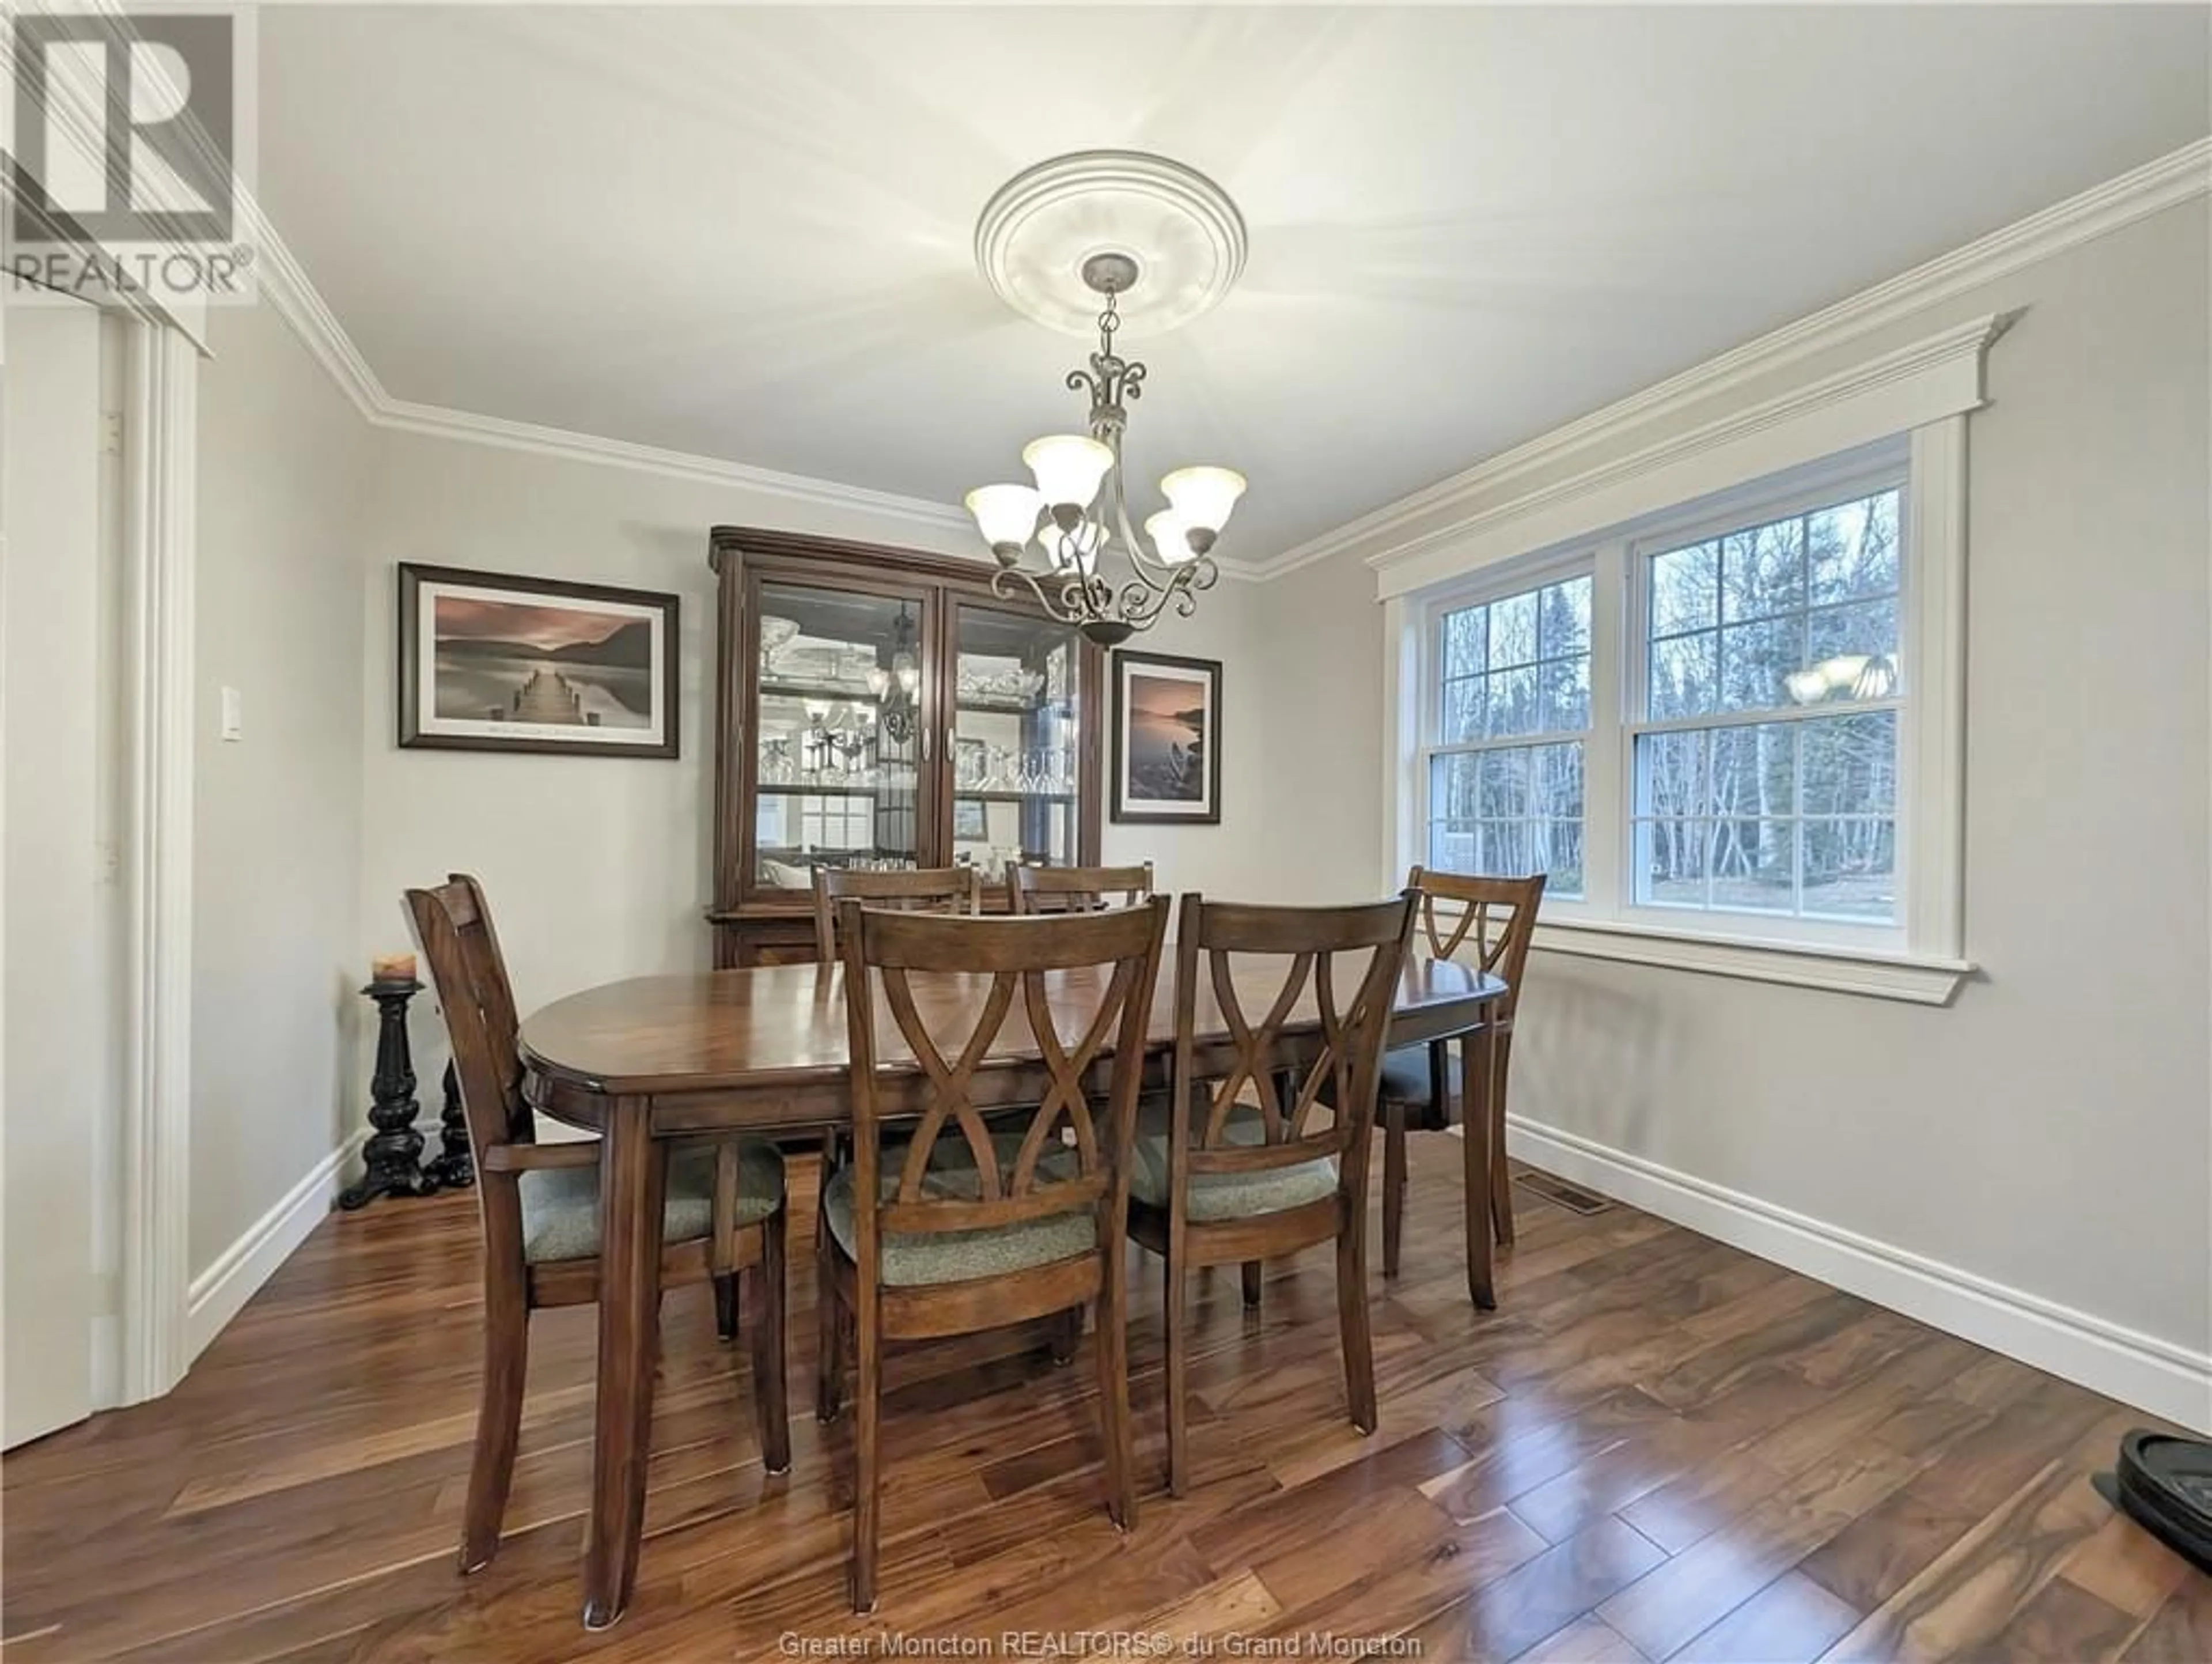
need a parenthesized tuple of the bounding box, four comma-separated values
(707, 526, 1104, 967)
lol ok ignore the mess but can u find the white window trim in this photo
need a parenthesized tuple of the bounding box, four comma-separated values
(1382, 320, 1993, 1006)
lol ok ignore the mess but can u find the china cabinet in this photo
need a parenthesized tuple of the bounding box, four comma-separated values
(707, 526, 1104, 967)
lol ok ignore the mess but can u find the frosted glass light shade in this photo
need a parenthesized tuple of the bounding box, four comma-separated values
(1022, 434, 1114, 512)
(966, 483, 1043, 551)
(1159, 465, 1246, 532)
(1145, 510, 1196, 565)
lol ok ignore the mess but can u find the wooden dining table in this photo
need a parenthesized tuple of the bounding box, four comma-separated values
(518, 952, 1507, 1628)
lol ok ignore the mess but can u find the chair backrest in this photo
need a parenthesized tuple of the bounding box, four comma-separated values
(812, 865, 979, 962)
(837, 898, 1170, 1267)
(1008, 861, 1156, 916)
(1168, 892, 1418, 1202)
(404, 873, 530, 1176)
(1406, 867, 1546, 1019)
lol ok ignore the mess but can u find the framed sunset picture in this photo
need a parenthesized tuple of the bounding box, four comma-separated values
(397, 564, 679, 758)
(1111, 650, 1222, 825)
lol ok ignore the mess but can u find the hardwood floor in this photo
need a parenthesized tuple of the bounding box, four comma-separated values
(3, 1140, 2203, 1662)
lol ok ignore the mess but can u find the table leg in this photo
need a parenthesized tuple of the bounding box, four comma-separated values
(582, 1098, 666, 1631)
(1458, 1028, 1495, 1310)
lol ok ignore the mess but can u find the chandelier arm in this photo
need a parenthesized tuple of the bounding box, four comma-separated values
(990, 564, 1085, 628)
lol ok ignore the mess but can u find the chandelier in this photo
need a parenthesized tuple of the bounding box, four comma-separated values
(964, 153, 1251, 647)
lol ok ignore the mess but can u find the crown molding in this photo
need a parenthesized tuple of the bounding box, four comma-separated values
(1369, 309, 2010, 598)
(1246, 136, 2212, 585)
(246, 206, 981, 540)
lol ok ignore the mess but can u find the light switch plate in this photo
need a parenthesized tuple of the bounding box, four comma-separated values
(219, 685, 243, 742)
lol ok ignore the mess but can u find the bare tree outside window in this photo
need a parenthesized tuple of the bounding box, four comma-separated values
(1429, 574, 1590, 896)
(1634, 488, 1901, 922)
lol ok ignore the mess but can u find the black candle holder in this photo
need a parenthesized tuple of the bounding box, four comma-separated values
(339, 977, 441, 1209)
(423, 1058, 475, 1190)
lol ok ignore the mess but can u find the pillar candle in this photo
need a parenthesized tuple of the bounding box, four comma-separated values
(372, 952, 417, 984)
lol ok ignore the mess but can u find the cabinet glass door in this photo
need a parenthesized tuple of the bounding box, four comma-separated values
(751, 581, 931, 895)
(951, 603, 1085, 886)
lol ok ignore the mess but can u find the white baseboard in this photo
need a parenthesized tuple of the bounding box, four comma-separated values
(185, 1131, 367, 1363)
(1506, 1115, 2212, 1434)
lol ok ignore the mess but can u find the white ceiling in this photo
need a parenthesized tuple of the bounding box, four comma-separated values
(257, 5, 2210, 564)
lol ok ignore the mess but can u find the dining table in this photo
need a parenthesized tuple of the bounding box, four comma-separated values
(518, 952, 1508, 1628)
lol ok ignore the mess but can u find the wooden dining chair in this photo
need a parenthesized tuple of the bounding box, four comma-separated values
(1007, 860, 1156, 915)
(1376, 868, 1546, 1277)
(818, 896, 1170, 1610)
(1128, 891, 1416, 1496)
(811, 865, 979, 963)
(405, 874, 791, 1576)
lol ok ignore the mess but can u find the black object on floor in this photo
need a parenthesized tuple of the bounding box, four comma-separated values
(2094, 1428, 2212, 1574)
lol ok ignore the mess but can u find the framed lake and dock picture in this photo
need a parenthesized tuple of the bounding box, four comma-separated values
(1110, 649, 1221, 825)
(397, 564, 680, 758)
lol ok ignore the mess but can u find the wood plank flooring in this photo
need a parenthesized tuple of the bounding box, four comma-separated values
(3, 1140, 2204, 1662)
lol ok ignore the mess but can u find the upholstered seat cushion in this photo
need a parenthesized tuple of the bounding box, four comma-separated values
(1127, 1099, 1339, 1222)
(517, 1140, 785, 1265)
(823, 1134, 1095, 1287)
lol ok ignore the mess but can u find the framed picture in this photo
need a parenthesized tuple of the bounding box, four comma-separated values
(397, 564, 679, 758)
(953, 799, 987, 840)
(1111, 649, 1221, 824)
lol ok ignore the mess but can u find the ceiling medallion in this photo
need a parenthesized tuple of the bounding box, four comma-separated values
(975, 149, 1248, 341)
(966, 152, 1248, 646)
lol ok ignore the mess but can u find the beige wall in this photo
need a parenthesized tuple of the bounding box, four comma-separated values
(191, 302, 377, 1275)
(1253, 201, 2212, 1397)
(355, 433, 1268, 1095)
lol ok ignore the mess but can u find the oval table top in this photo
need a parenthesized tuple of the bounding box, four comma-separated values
(519, 955, 1507, 1100)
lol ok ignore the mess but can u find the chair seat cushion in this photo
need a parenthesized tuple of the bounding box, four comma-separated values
(517, 1140, 784, 1265)
(824, 1133, 1094, 1287)
(1128, 1099, 1339, 1222)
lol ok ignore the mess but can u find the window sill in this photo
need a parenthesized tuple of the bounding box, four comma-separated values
(1529, 917, 1975, 1005)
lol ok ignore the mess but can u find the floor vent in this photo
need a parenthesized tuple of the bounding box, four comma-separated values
(1516, 1170, 1611, 1215)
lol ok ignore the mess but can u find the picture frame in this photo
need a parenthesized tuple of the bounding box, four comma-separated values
(397, 564, 680, 758)
(952, 799, 987, 840)
(1110, 649, 1222, 824)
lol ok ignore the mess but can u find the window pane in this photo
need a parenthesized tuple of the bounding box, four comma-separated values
(1637, 728, 1709, 817)
(1532, 741, 1585, 821)
(1652, 540, 1718, 637)
(1637, 817, 1709, 908)
(1430, 752, 1478, 819)
(1491, 590, 1539, 668)
(1800, 710, 1897, 815)
(1718, 618, 1805, 712)
(1649, 631, 1718, 719)
(1540, 575, 1592, 659)
(1721, 516, 1805, 623)
(1539, 653, 1590, 733)
(1808, 489, 1900, 605)
(1709, 818, 1797, 914)
(1485, 663, 1540, 738)
(1429, 742, 1584, 897)
(1478, 748, 1528, 818)
(1428, 819, 1479, 874)
(1532, 820, 1585, 899)
(1802, 817, 1896, 920)
(1441, 675, 1485, 744)
(1633, 713, 1896, 925)
(1442, 604, 1488, 681)
(1807, 596, 1900, 690)
(1710, 723, 1796, 817)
